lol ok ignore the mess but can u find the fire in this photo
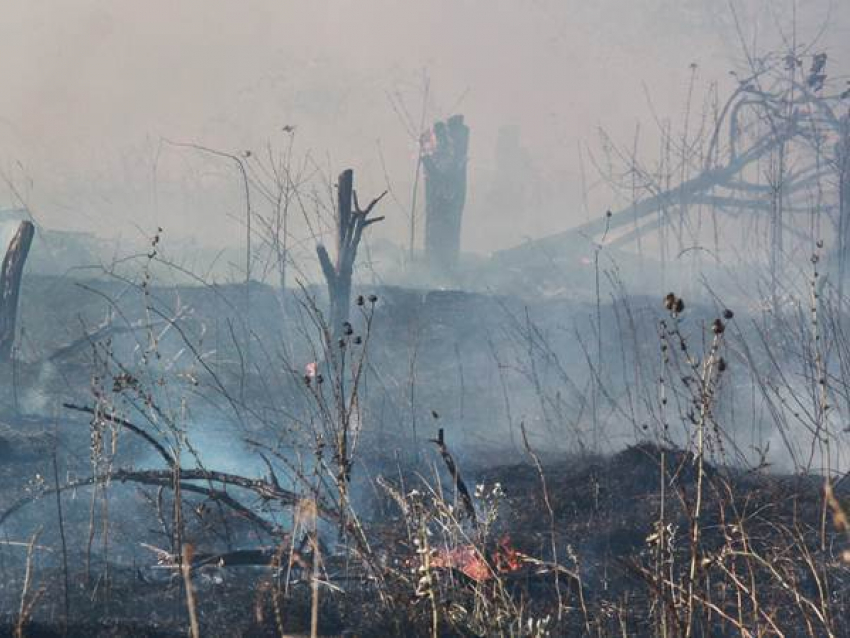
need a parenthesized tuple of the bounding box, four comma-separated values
(429, 536, 525, 582)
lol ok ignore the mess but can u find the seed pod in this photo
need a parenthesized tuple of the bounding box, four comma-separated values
(712, 318, 725, 334)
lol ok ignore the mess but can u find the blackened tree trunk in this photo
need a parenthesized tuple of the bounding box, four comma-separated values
(423, 114, 469, 274)
(316, 170, 385, 335)
(0, 221, 34, 361)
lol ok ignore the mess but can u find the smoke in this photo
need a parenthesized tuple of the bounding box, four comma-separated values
(0, 0, 846, 257)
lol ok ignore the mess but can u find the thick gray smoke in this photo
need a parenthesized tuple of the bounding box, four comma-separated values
(0, 0, 845, 258)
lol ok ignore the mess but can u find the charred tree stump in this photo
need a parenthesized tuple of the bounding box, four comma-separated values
(0, 221, 34, 361)
(316, 170, 385, 335)
(423, 114, 469, 275)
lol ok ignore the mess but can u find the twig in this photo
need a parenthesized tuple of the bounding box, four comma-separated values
(429, 428, 477, 529)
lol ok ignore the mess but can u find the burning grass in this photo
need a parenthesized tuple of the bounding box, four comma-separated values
(2, 441, 849, 636)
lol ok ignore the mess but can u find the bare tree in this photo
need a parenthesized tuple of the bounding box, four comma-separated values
(316, 169, 386, 334)
(495, 49, 848, 303)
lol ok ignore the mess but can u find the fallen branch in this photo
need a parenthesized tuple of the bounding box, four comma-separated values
(62, 402, 174, 468)
(0, 466, 325, 536)
(48, 319, 165, 362)
(141, 542, 315, 573)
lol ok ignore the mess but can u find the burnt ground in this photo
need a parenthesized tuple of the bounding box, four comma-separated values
(0, 435, 845, 637)
(0, 276, 841, 635)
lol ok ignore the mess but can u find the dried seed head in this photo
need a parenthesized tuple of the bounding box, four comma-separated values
(368, 294, 378, 303)
(343, 321, 353, 336)
(664, 292, 685, 314)
(353, 335, 363, 345)
(356, 294, 365, 306)
(723, 308, 734, 320)
(712, 318, 725, 334)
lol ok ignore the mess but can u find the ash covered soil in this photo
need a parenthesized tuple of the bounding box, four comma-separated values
(0, 438, 844, 637)
(0, 277, 843, 636)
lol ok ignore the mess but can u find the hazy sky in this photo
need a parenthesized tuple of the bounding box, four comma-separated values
(0, 0, 846, 256)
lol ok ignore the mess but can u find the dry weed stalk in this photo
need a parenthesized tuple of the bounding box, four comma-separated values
(14, 529, 44, 638)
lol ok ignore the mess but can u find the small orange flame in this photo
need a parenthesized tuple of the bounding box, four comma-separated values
(429, 536, 525, 582)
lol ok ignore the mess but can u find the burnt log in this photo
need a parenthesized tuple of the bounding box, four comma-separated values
(0, 221, 34, 361)
(423, 114, 469, 274)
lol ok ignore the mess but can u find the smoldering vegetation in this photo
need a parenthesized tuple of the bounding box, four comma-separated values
(2, 6, 850, 638)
